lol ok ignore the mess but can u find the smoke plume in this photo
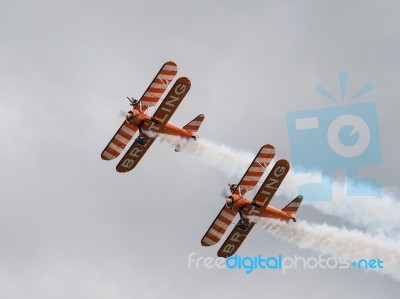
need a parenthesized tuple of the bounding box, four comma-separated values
(157, 135, 253, 177)
(254, 218, 400, 281)
(157, 135, 400, 237)
(156, 135, 400, 280)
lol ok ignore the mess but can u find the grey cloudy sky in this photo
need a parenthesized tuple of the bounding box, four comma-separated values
(1, 0, 399, 298)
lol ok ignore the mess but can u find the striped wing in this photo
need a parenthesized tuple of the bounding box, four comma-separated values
(116, 136, 156, 172)
(233, 144, 275, 196)
(201, 206, 237, 247)
(137, 61, 178, 111)
(201, 144, 275, 247)
(217, 160, 290, 257)
(217, 223, 255, 258)
(101, 122, 138, 160)
(101, 61, 177, 160)
(149, 77, 191, 128)
(251, 159, 290, 209)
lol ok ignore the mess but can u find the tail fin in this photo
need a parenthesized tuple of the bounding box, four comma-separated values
(282, 195, 303, 215)
(183, 114, 205, 133)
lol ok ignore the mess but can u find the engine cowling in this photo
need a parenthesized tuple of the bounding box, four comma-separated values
(225, 196, 234, 207)
(126, 111, 134, 123)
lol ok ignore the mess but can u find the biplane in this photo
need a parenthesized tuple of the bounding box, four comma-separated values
(101, 61, 204, 172)
(201, 144, 303, 257)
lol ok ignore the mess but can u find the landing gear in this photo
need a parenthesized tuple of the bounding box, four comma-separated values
(237, 219, 248, 231)
(135, 136, 147, 145)
(175, 144, 182, 152)
(151, 116, 161, 124)
(134, 121, 148, 146)
(251, 201, 262, 208)
(237, 209, 249, 230)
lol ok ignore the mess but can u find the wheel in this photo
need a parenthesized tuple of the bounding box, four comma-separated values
(136, 136, 146, 145)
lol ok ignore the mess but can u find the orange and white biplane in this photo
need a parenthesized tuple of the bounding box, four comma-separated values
(101, 61, 204, 172)
(201, 144, 303, 257)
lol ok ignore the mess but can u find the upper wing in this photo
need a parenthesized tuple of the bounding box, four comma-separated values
(101, 122, 138, 160)
(101, 61, 177, 160)
(137, 61, 178, 112)
(116, 135, 156, 173)
(146, 77, 191, 131)
(217, 159, 290, 258)
(200, 144, 274, 247)
(233, 144, 275, 197)
(250, 159, 290, 209)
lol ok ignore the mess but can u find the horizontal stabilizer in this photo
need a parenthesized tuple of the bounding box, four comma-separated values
(183, 114, 205, 133)
(282, 195, 303, 214)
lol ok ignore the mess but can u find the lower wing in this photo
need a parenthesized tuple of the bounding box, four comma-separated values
(116, 135, 156, 172)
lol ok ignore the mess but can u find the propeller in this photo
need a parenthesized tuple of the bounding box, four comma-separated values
(119, 97, 138, 119)
(222, 189, 235, 207)
(221, 188, 230, 198)
(119, 110, 127, 118)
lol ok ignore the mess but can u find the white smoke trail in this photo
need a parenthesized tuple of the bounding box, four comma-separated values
(157, 135, 253, 177)
(283, 172, 400, 237)
(255, 218, 400, 281)
(307, 187, 400, 238)
(156, 135, 400, 236)
(155, 135, 400, 280)
(156, 135, 400, 280)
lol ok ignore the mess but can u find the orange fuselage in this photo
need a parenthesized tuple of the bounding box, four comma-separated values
(230, 194, 294, 221)
(244, 204, 293, 221)
(128, 109, 196, 139)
